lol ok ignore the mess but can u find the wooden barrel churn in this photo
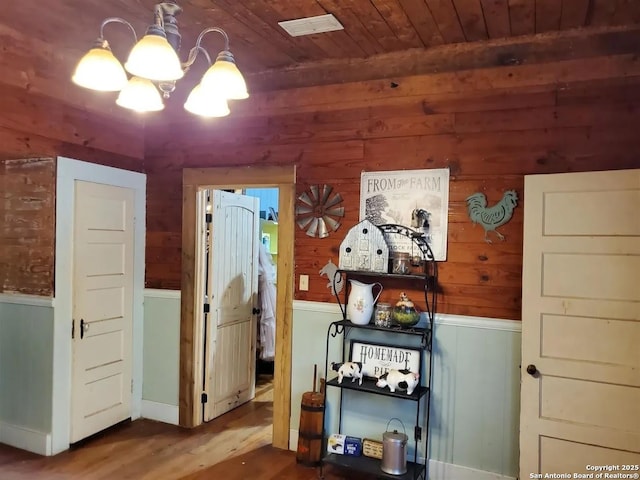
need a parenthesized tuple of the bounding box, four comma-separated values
(296, 365, 325, 466)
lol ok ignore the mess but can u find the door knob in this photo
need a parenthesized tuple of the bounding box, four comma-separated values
(252, 307, 261, 315)
(526, 364, 538, 376)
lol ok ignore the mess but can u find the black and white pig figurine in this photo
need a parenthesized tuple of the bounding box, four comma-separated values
(331, 361, 364, 386)
(376, 369, 420, 395)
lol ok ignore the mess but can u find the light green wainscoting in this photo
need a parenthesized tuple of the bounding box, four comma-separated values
(290, 301, 521, 480)
(0, 294, 54, 453)
(142, 290, 181, 423)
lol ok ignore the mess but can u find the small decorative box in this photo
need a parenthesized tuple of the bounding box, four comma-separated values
(362, 438, 383, 459)
(327, 434, 363, 456)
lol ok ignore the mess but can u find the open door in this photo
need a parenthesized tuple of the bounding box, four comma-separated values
(199, 189, 260, 421)
(520, 169, 640, 474)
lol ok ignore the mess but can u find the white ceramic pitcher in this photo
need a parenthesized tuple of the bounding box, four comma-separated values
(347, 279, 383, 325)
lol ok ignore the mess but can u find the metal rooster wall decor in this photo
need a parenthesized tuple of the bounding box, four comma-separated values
(466, 190, 518, 243)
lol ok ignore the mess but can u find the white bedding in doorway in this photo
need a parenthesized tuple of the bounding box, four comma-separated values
(258, 243, 276, 361)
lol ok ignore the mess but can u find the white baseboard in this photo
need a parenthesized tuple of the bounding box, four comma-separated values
(141, 400, 179, 425)
(289, 428, 299, 452)
(0, 422, 51, 456)
(429, 459, 516, 480)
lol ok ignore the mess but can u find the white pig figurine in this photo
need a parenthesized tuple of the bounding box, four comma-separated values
(331, 361, 364, 386)
(376, 369, 420, 395)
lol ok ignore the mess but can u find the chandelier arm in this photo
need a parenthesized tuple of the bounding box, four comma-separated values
(183, 45, 213, 71)
(183, 27, 230, 69)
(99, 17, 138, 43)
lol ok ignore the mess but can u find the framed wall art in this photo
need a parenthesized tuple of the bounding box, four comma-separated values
(359, 168, 450, 261)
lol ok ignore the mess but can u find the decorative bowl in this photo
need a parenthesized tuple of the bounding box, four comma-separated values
(392, 292, 420, 328)
(393, 305, 420, 327)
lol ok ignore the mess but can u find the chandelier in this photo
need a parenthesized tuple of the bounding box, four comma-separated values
(72, 2, 248, 117)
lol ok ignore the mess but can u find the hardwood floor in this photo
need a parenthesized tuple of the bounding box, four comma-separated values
(0, 375, 366, 479)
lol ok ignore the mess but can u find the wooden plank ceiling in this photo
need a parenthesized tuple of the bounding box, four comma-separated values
(5, 0, 640, 88)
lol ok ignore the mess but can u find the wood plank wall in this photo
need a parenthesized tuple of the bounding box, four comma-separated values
(145, 35, 640, 320)
(0, 86, 145, 296)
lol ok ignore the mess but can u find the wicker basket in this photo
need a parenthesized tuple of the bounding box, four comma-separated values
(362, 438, 383, 459)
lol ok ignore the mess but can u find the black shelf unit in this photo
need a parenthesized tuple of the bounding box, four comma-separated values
(325, 376, 429, 401)
(323, 453, 426, 480)
(319, 224, 438, 480)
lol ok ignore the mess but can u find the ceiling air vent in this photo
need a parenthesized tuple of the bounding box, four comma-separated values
(278, 14, 344, 37)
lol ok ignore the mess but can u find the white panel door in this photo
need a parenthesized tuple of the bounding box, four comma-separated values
(71, 181, 134, 442)
(204, 190, 259, 421)
(520, 169, 640, 476)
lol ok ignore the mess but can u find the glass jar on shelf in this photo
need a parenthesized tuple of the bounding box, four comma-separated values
(374, 302, 393, 327)
(390, 252, 411, 274)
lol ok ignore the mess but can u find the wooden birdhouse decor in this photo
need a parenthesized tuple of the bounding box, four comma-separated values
(339, 219, 389, 272)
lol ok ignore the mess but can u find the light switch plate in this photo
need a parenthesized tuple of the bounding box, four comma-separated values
(299, 274, 309, 291)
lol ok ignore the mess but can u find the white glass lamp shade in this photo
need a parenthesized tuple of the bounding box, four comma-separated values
(124, 32, 184, 82)
(116, 77, 164, 112)
(72, 44, 128, 92)
(184, 84, 230, 117)
(200, 52, 248, 100)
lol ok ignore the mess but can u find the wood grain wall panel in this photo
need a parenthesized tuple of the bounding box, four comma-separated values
(0, 158, 55, 296)
(145, 43, 640, 320)
(424, 0, 467, 43)
(508, 0, 535, 35)
(556, 77, 640, 104)
(0, 84, 144, 159)
(264, 0, 361, 59)
(180, 1, 290, 70)
(210, 0, 312, 63)
(535, 0, 562, 32)
(319, 0, 387, 55)
(245, 27, 640, 91)
(454, 104, 640, 133)
(262, 0, 368, 60)
(0, 24, 145, 127)
(236, 54, 640, 116)
(345, 0, 409, 51)
(480, 0, 512, 38)
(611, 1, 640, 25)
(397, 0, 446, 47)
(589, 0, 620, 26)
(453, 0, 489, 41)
(0, 126, 143, 173)
(371, 0, 425, 48)
(560, 0, 590, 29)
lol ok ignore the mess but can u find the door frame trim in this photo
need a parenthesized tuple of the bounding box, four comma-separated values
(52, 157, 146, 455)
(180, 165, 295, 450)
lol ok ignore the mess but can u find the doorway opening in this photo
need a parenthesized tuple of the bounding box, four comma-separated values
(180, 165, 295, 450)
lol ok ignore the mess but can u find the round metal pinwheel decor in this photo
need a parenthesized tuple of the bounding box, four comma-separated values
(295, 184, 345, 238)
